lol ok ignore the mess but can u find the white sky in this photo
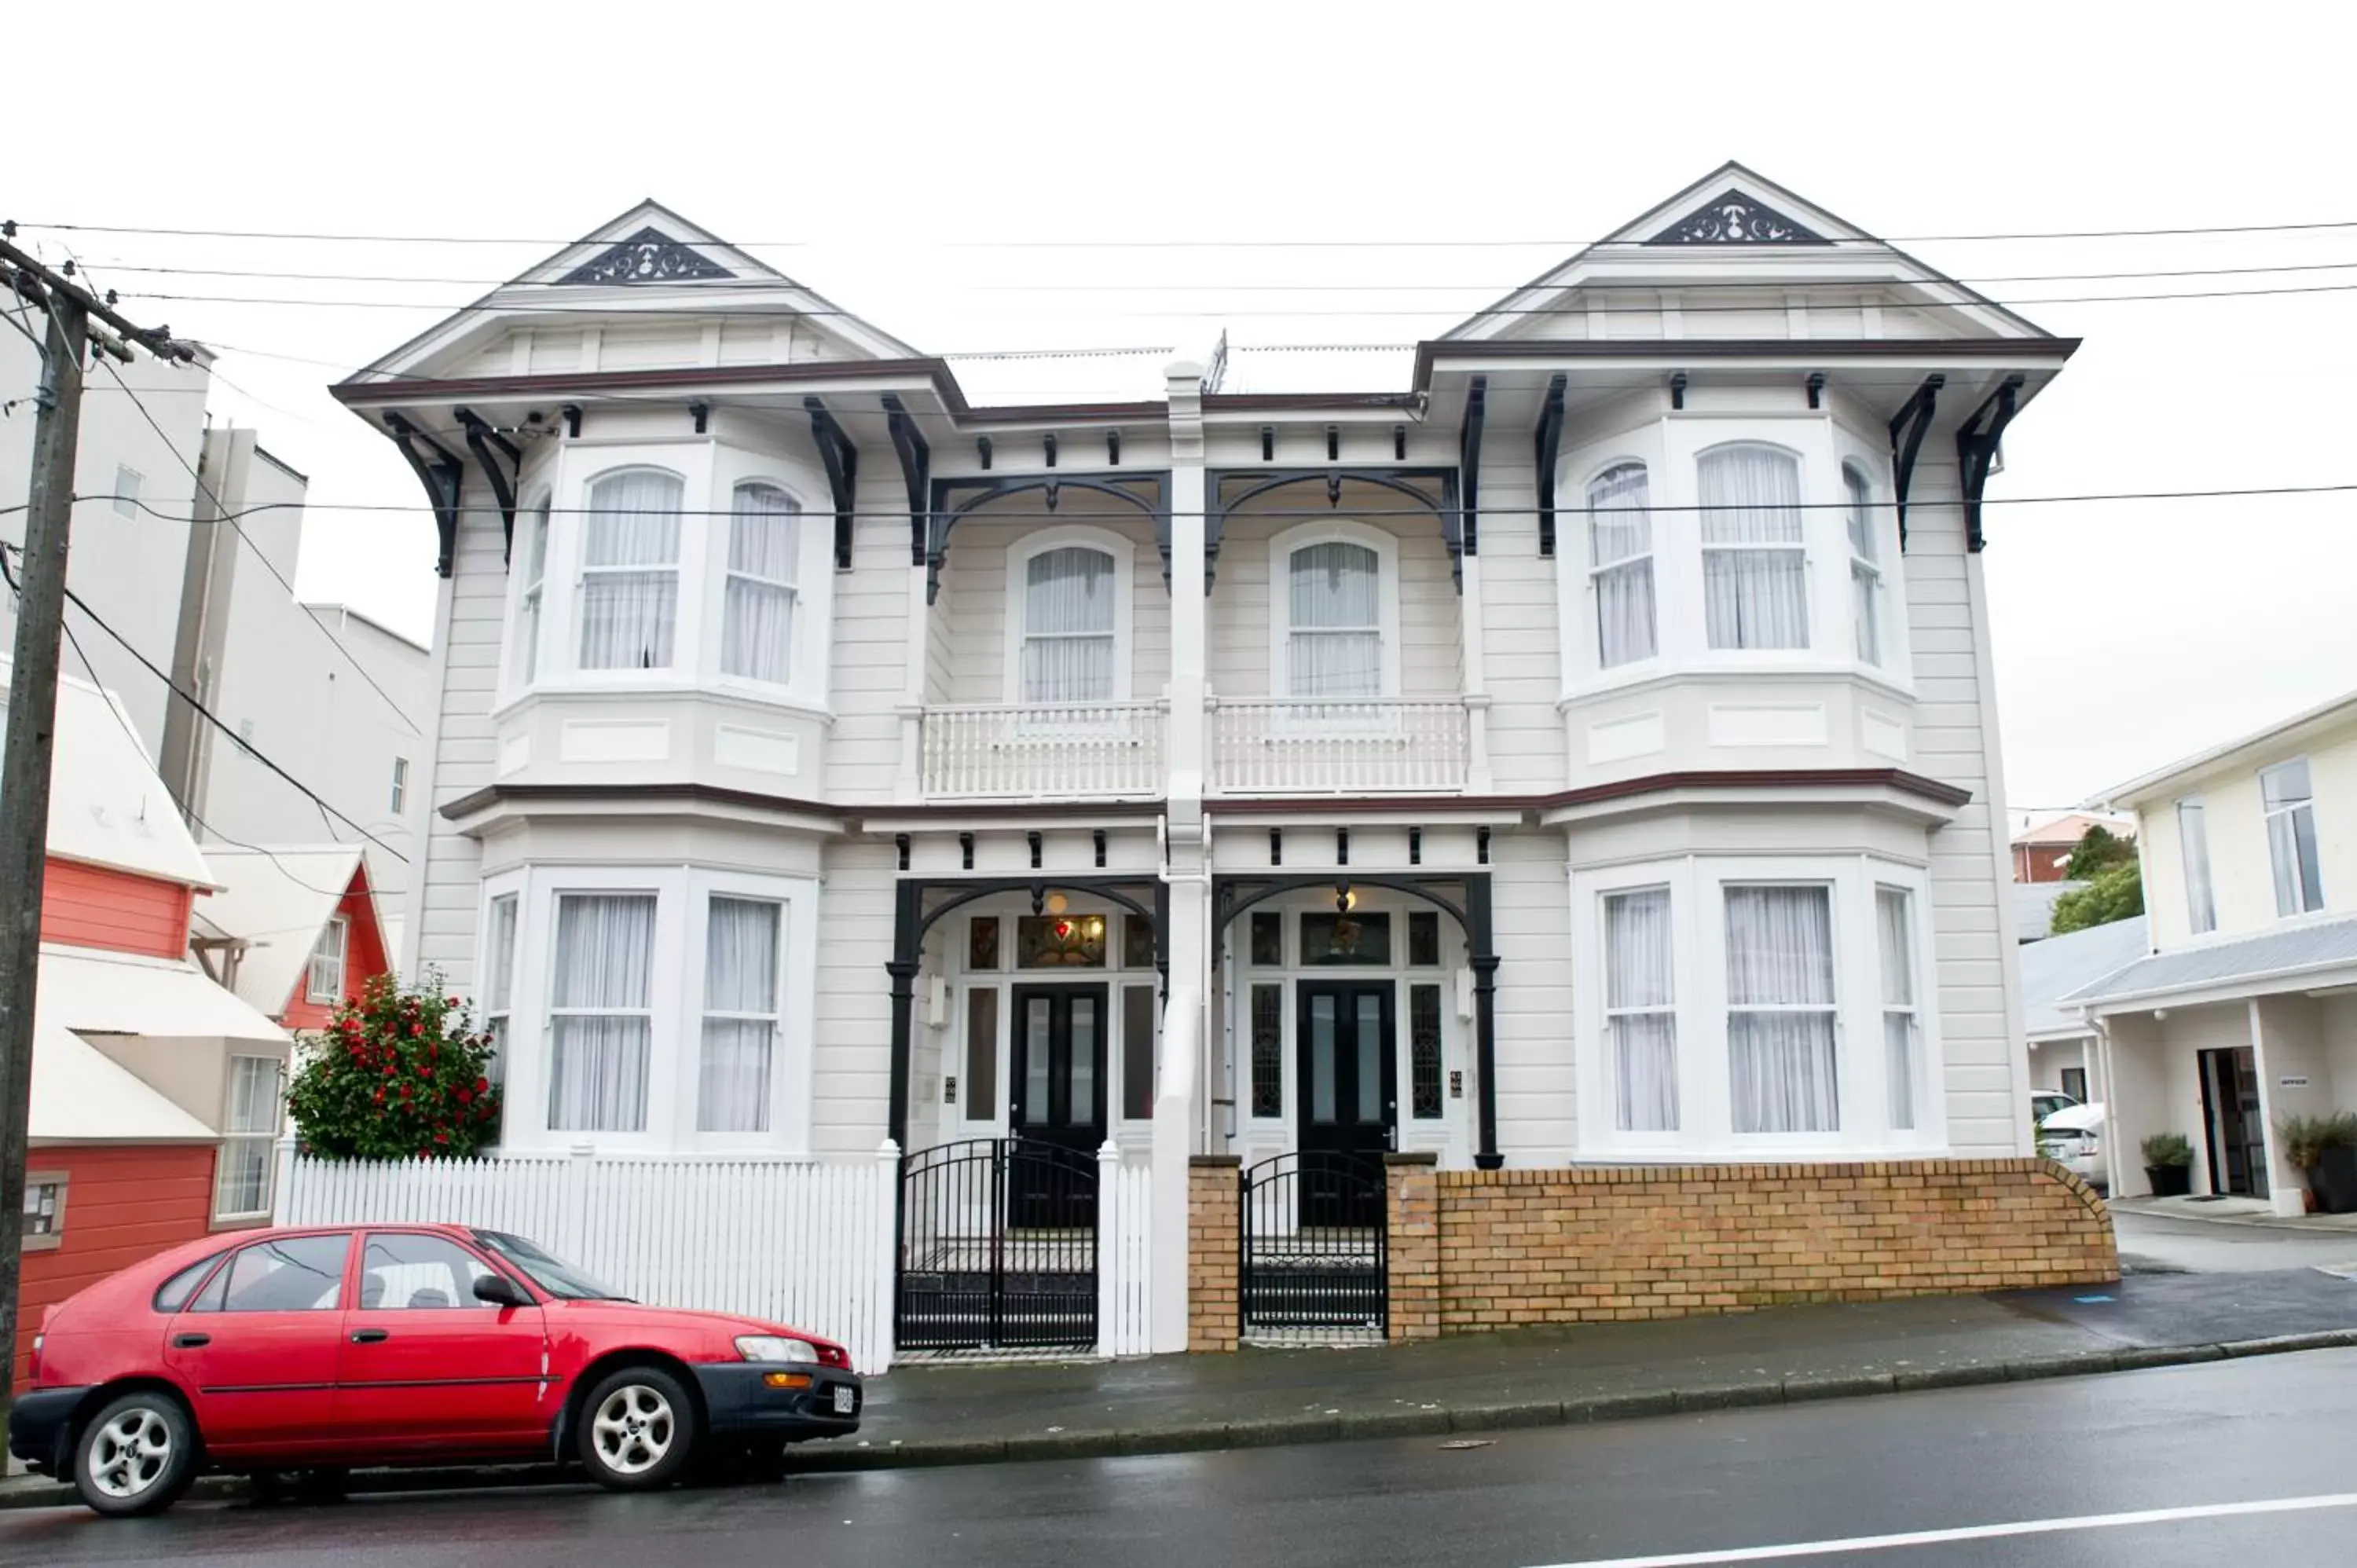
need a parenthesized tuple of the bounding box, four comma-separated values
(9, 2, 2353, 812)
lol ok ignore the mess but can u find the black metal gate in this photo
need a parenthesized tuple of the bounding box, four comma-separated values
(1239, 1152, 1387, 1338)
(896, 1138, 1098, 1351)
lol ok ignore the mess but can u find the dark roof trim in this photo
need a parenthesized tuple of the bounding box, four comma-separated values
(1201, 392, 1424, 414)
(1413, 335, 2080, 387)
(442, 780, 1168, 825)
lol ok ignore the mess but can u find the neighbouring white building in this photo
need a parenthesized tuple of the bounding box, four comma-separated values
(2071, 690, 2357, 1211)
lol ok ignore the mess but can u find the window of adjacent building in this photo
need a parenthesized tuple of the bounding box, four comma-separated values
(482, 893, 518, 1086)
(578, 470, 683, 671)
(722, 482, 800, 684)
(216, 1055, 284, 1219)
(2261, 759, 2325, 916)
(23, 1174, 65, 1250)
(547, 892, 657, 1132)
(1249, 983, 1283, 1116)
(1724, 885, 1838, 1133)
(515, 496, 551, 684)
(698, 896, 780, 1134)
(1697, 444, 1809, 650)
(1121, 984, 1157, 1120)
(1843, 463, 1883, 666)
(1604, 888, 1678, 1133)
(1875, 887, 1919, 1131)
(193, 1234, 349, 1313)
(1285, 540, 1383, 698)
(1587, 463, 1657, 668)
(112, 465, 141, 518)
(963, 987, 999, 1120)
(1409, 984, 1444, 1120)
(2178, 797, 2216, 935)
(306, 917, 350, 1003)
(2061, 1066, 2088, 1103)
(390, 756, 409, 815)
(1020, 545, 1117, 705)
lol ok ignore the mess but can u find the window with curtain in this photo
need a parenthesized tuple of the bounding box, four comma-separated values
(2178, 798, 2216, 935)
(1875, 887, 1918, 1130)
(1698, 445, 1809, 650)
(548, 892, 656, 1132)
(723, 482, 799, 684)
(2261, 760, 2325, 915)
(515, 496, 550, 684)
(698, 896, 779, 1133)
(1021, 545, 1116, 704)
(1604, 888, 1678, 1131)
(306, 918, 348, 1003)
(215, 1055, 283, 1218)
(1724, 885, 1839, 1134)
(1844, 463, 1882, 666)
(1587, 463, 1657, 668)
(578, 471, 682, 670)
(1286, 540, 1382, 698)
(482, 893, 518, 1087)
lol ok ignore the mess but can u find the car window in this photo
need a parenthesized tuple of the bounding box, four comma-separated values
(152, 1253, 229, 1313)
(361, 1233, 503, 1310)
(189, 1234, 350, 1313)
(472, 1230, 623, 1301)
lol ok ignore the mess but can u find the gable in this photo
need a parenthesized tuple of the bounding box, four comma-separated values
(1647, 189, 1827, 247)
(558, 226, 739, 285)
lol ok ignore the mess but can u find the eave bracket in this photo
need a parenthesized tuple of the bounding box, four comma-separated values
(1886, 374, 1944, 552)
(1956, 375, 2025, 554)
(455, 407, 522, 568)
(805, 397, 860, 570)
(1531, 372, 1567, 558)
(385, 413, 467, 578)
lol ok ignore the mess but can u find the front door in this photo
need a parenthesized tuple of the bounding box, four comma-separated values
(1010, 984, 1108, 1227)
(1298, 981, 1396, 1225)
(2200, 1046, 2270, 1199)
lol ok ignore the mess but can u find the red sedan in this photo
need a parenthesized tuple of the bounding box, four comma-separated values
(7, 1223, 863, 1516)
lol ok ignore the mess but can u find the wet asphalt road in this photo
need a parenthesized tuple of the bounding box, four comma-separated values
(5, 1349, 2355, 1567)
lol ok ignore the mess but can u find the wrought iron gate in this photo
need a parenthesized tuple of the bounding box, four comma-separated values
(896, 1138, 1098, 1351)
(1239, 1152, 1387, 1339)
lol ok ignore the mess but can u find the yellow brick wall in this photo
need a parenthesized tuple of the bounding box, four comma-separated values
(1188, 1156, 1241, 1353)
(1386, 1154, 1440, 1342)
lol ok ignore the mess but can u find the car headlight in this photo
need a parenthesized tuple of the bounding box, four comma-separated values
(734, 1334, 819, 1365)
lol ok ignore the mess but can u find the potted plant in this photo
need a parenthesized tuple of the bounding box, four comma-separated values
(2140, 1133, 2194, 1198)
(2277, 1112, 2357, 1215)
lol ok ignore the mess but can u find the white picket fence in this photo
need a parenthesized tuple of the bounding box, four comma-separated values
(1098, 1156, 1154, 1357)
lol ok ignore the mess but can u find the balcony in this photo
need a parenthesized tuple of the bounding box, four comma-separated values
(918, 701, 1165, 800)
(1210, 697, 1472, 796)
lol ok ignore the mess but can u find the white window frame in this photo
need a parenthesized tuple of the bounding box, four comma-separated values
(715, 478, 805, 691)
(1875, 883, 1922, 1132)
(1267, 520, 1404, 705)
(544, 886, 664, 1138)
(1585, 460, 1659, 672)
(22, 1171, 66, 1251)
(1002, 526, 1135, 708)
(480, 889, 520, 1094)
(390, 756, 409, 815)
(1601, 883, 1681, 1137)
(508, 490, 552, 694)
(693, 890, 787, 1138)
(214, 1054, 284, 1222)
(2177, 797, 2217, 936)
(575, 465, 687, 675)
(306, 916, 350, 1004)
(2260, 757, 2326, 917)
(1843, 462, 1884, 667)
(112, 465, 141, 518)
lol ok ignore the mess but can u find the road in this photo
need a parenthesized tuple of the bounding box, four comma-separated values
(2113, 1207, 2357, 1274)
(5, 1349, 2356, 1567)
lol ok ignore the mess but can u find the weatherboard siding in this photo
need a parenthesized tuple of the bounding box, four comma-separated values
(39, 859, 194, 961)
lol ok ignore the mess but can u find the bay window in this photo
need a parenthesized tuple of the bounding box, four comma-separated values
(514, 496, 550, 684)
(1286, 540, 1383, 698)
(1875, 886, 1919, 1130)
(721, 483, 800, 684)
(1587, 463, 1657, 668)
(482, 893, 518, 1086)
(547, 892, 657, 1132)
(2261, 759, 2325, 916)
(1021, 544, 1118, 704)
(1844, 463, 1883, 665)
(698, 896, 781, 1133)
(1698, 444, 1809, 650)
(1724, 885, 1839, 1134)
(578, 470, 682, 671)
(1604, 887, 1678, 1131)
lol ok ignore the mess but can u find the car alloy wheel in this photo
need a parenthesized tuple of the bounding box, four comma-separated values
(592, 1383, 676, 1475)
(89, 1408, 176, 1500)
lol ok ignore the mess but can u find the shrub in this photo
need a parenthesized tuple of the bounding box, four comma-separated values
(2275, 1112, 2357, 1172)
(286, 970, 502, 1160)
(2139, 1132, 2194, 1169)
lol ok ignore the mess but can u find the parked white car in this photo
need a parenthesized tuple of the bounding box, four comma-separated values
(2031, 1088, 2081, 1125)
(2037, 1102, 2106, 1192)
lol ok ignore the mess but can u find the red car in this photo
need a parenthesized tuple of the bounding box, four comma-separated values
(7, 1223, 863, 1516)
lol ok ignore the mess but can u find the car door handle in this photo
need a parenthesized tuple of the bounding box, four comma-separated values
(172, 1332, 211, 1349)
(350, 1328, 390, 1344)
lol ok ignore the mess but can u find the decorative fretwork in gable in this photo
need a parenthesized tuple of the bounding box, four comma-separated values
(1647, 192, 1827, 246)
(558, 227, 735, 284)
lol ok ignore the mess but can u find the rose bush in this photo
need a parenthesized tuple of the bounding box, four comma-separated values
(285, 970, 503, 1158)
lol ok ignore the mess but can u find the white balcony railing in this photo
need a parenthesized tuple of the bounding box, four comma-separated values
(1210, 697, 1471, 795)
(919, 700, 1165, 799)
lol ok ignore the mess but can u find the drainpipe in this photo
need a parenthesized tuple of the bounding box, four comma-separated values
(2091, 1013, 2122, 1198)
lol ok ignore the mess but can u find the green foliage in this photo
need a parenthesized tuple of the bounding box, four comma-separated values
(2049, 859, 2143, 935)
(2275, 1112, 2357, 1172)
(2063, 825, 2137, 881)
(2139, 1132, 2194, 1169)
(286, 970, 502, 1160)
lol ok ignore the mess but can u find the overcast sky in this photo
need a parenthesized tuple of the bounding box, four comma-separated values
(9, 2, 2352, 814)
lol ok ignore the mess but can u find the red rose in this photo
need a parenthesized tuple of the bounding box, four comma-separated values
(373, 1089, 385, 1105)
(475, 1077, 490, 1094)
(456, 1088, 473, 1106)
(410, 1024, 423, 1038)
(417, 1064, 432, 1079)
(434, 1130, 450, 1145)
(447, 996, 460, 1007)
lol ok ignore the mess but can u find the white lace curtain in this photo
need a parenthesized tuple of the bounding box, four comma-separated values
(1699, 445, 1809, 650)
(482, 894, 518, 1085)
(1588, 464, 1657, 668)
(1288, 540, 1382, 698)
(548, 893, 655, 1132)
(1844, 464, 1882, 665)
(1021, 546, 1116, 704)
(1725, 885, 1839, 1134)
(1604, 888, 1678, 1131)
(699, 897, 780, 1134)
(723, 484, 799, 684)
(580, 471, 682, 670)
(1876, 887, 1917, 1130)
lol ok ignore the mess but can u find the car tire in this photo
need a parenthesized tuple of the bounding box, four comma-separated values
(72, 1391, 198, 1518)
(576, 1366, 698, 1492)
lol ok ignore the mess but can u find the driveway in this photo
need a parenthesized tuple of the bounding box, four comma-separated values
(2113, 1207, 2357, 1275)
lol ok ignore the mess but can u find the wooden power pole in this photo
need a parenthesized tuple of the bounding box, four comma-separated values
(0, 230, 190, 1410)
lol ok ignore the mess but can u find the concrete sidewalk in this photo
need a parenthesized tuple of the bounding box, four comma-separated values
(6, 1268, 2355, 1508)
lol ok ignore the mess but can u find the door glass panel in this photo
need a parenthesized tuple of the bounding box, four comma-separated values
(1301, 911, 1391, 965)
(1025, 998, 1051, 1123)
(965, 987, 999, 1119)
(1121, 985, 1155, 1119)
(1309, 994, 1337, 1123)
(1355, 994, 1384, 1123)
(1409, 984, 1443, 1119)
(1250, 984, 1283, 1116)
(1069, 998, 1098, 1127)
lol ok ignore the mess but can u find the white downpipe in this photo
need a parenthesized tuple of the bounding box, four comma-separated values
(1150, 984, 1199, 1354)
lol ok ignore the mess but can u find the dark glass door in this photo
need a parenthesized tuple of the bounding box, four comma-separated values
(2199, 1046, 2269, 1199)
(1297, 980, 1396, 1206)
(1010, 986, 1107, 1227)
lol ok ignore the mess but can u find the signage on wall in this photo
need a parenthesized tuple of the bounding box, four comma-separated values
(2278, 1075, 2311, 1090)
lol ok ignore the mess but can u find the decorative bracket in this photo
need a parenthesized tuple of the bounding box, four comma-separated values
(805, 397, 859, 570)
(1531, 372, 1567, 558)
(454, 408, 522, 567)
(384, 413, 467, 578)
(1886, 374, 1944, 551)
(929, 471, 1168, 603)
(1805, 372, 1827, 410)
(1209, 467, 1461, 594)
(1453, 375, 1486, 584)
(882, 394, 929, 577)
(1956, 375, 2025, 553)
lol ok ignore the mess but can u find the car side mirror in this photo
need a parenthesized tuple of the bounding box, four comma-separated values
(473, 1273, 531, 1309)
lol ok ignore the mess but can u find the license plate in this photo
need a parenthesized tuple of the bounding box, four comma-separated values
(832, 1385, 856, 1416)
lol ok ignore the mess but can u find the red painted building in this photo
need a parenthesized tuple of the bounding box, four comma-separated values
(192, 845, 394, 1030)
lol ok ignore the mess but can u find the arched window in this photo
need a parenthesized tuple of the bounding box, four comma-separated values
(578, 469, 683, 671)
(1021, 545, 1118, 704)
(1697, 444, 1808, 650)
(1285, 540, 1382, 698)
(722, 482, 800, 684)
(1842, 463, 1882, 666)
(513, 493, 552, 685)
(1586, 463, 1655, 668)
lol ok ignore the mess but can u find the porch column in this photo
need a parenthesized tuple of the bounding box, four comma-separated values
(896, 559, 929, 801)
(1458, 555, 1493, 793)
(1465, 874, 1502, 1169)
(885, 880, 922, 1149)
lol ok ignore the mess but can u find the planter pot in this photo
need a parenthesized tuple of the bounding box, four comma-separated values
(2311, 1145, 2357, 1215)
(2146, 1163, 2194, 1198)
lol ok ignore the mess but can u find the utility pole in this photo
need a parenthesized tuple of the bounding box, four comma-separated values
(0, 229, 191, 1411)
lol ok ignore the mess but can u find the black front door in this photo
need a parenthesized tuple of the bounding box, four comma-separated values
(1010, 985, 1108, 1226)
(1298, 981, 1395, 1223)
(2199, 1046, 2270, 1199)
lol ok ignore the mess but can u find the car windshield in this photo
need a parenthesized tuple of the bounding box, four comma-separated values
(471, 1230, 626, 1301)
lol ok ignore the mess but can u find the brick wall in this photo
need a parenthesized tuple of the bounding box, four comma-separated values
(1188, 1156, 1241, 1353)
(1385, 1153, 1439, 1342)
(1432, 1159, 2117, 1330)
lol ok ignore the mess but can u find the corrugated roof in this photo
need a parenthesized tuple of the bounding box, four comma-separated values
(1, 660, 215, 889)
(2064, 914, 2357, 1008)
(2014, 880, 2086, 943)
(2021, 915, 2149, 1035)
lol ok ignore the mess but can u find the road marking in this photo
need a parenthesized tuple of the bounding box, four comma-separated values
(1524, 1492, 2357, 1566)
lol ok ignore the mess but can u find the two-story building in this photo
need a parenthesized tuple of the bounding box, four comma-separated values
(2073, 690, 2357, 1211)
(330, 165, 2105, 1355)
